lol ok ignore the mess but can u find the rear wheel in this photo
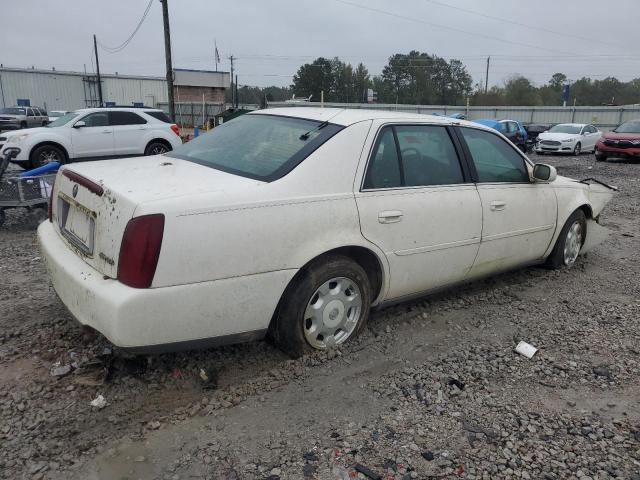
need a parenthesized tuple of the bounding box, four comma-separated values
(31, 145, 65, 168)
(270, 254, 372, 358)
(144, 141, 170, 156)
(573, 142, 582, 156)
(20, 121, 27, 129)
(545, 210, 587, 269)
(0, 209, 5, 227)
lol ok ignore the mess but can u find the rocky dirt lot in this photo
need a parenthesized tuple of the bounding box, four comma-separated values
(1, 153, 639, 480)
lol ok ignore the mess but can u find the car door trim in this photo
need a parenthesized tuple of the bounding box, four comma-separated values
(481, 224, 554, 242)
(395, 236, 480, 256)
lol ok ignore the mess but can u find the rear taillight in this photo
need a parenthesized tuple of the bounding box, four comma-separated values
(48, 176, 56, 222)
(170, 124, 180, 136)
(117, 214, 165, 289)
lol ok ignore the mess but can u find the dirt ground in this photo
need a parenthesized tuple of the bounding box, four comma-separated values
(1, 152, 639, 480)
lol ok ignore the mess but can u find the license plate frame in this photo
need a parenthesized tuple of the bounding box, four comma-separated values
(58, 193, 96, 256)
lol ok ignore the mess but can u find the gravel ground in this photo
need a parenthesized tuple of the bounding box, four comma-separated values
(0, 153, 639, 480)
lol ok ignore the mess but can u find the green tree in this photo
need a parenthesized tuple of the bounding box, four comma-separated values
(292, 57, 334, 101)
(504, 75, 540, 105)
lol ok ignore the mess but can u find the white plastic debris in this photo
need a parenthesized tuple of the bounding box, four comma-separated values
(515, 341, 538, 359)
(89, 394, 107, 409)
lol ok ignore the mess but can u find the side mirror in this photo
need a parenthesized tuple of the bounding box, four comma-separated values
(73, 121, 86, 128)
(532, 163, 557, 182)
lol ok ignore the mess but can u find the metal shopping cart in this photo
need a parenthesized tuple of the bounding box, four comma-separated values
(0, 147, 57, 226)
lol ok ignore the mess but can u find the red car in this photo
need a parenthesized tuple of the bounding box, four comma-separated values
(595, 119, 640, 161)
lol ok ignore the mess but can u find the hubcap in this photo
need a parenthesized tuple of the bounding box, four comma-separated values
(563, 221, 583, 266)
(39, 149, 60, 164)
(303, 276, 362, 349)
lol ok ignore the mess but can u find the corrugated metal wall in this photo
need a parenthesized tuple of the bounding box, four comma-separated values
(267, 101, 640, 129)
(0, 68, 168, 110)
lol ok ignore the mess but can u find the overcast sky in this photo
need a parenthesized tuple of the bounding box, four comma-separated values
(2, 0, 639, 89)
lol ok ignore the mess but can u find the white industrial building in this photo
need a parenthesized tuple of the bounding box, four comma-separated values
(0, 66, 229, 111)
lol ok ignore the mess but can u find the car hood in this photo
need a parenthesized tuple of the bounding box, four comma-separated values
(553, 175, 615, 217)
(62, 155, 265, 205)
(0, 114, 20, 120)
(2, 127, 50, 137)
(538, 132, 579, 141)
(602, 131, 640, 140)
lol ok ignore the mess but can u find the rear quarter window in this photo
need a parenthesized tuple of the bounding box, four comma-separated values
(146, 111, 172, 123)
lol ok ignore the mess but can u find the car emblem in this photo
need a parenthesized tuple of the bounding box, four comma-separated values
(72, 184, 78, 198)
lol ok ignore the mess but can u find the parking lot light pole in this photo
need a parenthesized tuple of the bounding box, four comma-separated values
(160, 0, 175, 122)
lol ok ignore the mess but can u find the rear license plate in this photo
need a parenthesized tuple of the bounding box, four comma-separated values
(58, 194, 96, 255)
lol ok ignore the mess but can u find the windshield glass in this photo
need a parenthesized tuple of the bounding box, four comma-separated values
(167, 114, 343, 181)
(0, 107, 26, 115)
(49, 111, 67, 117)
(548, 125, 582, 134)
(615, 121, 640, 133)
(46, 112, 79, 127)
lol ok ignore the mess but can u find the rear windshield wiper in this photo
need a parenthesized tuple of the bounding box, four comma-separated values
(299, 120, 330, 141)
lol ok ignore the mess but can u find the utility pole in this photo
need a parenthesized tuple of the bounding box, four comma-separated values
(484, 56, 490, 95)
(93, 34, 103, 106)
(235, 75, 238, 108)
(160, 0, 175, 122)
(229, 55, 234, 108)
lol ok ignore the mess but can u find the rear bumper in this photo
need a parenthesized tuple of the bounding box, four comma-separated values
(37, 221, 296, 351)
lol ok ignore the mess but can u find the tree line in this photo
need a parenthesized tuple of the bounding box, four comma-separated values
(229, 52, 640, 107)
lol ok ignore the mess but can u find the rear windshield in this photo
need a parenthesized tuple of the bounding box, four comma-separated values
(548, 125, 581, 134)
(168, 114, 343, 181)
(615, 121, 640, 133)
(146, 111, 172, 123)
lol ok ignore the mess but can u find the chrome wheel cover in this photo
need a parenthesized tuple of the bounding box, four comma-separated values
(303, 276, 362, 349)
(563, 221, 583, 266)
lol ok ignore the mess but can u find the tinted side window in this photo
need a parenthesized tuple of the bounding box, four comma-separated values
(109, 111, 147, 125)
(27, 108, 35, 117)
(363, 127, 401, 189)
(81, 112, 109, 127)
(395, 125, 463, 186)
(460, 127, 529, 183)
(146, 111, 172, 123)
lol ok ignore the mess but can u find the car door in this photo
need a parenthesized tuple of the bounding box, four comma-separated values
(457, 126, 557, 277)
(26, 108, 38, 127)
(583, 125, 598, 150)
(109, 111, 149, 156)
(355, 123, 482, 300)
(70, 111, 114, 158)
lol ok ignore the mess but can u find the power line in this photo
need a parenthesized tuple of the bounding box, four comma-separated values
(332, 0, 578, 56)
(98, 0, 153, 53)
(422, 0, 628, 50)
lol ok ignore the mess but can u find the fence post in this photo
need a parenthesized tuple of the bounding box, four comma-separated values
(191, 102, 195, 127)
(571, 107, 576, 122)
(619, 108, 624, 125)
(530, 107, 535, 123)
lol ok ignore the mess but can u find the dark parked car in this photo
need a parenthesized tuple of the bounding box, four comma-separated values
(524, 123, 554, 143)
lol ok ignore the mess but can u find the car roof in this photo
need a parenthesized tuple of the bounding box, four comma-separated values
(553, 123, 588, 127)
(74, 107, 162, 113)
(250, 107, 494, 131)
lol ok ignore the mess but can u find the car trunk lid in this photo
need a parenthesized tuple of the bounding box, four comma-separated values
(51, 155, 262, 278)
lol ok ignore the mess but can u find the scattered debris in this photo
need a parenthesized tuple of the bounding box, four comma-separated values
(89, 394, 107, 409)
(447, 377, 465, 390)
(515, 341, 538, 359)
(354, 463, 382, 480)
(50, 363, 72, 377)
(592, 364, 612, 378)
(146, 420, 161, 430)
(421, 451, 435, 461)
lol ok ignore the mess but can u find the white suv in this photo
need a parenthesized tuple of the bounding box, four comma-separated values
(0, 107, 183, 169)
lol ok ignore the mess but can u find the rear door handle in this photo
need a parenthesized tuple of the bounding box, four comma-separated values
(378, 210, 403, 223)
(490, 201, 506, 211)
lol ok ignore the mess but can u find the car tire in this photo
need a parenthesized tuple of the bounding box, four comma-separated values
(573, 142, 581, 156)
(144, 141, 170, 156)
(270, 254, 372, 358)
(595, 151, 607, 162)
(20, 121, 27, 129)
(31, 145, 66, 168)
(545, 209, 587, 269)
(0, 209, 5, 227)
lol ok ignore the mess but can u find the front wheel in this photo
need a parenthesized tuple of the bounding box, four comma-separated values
(270, 254, 372, 358)
(595, 151, 607, 162)
(573, 142, 582, 156)
(545, 210, 587, 269)
(31, 145, 65, 168)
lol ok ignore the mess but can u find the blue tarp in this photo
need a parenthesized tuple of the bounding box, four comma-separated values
(472, 118, 504, 132)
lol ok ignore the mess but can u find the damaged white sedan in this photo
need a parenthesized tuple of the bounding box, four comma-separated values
(37, 108, 615, 356)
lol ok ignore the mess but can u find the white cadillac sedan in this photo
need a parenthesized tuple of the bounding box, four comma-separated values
(38, 108, 614, 356)
(535, 123, 602, 155)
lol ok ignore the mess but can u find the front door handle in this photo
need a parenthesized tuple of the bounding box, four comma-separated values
(490, 201, 506, 211)
(378, 210, 403, 223)
(101, 130, 111, 134)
